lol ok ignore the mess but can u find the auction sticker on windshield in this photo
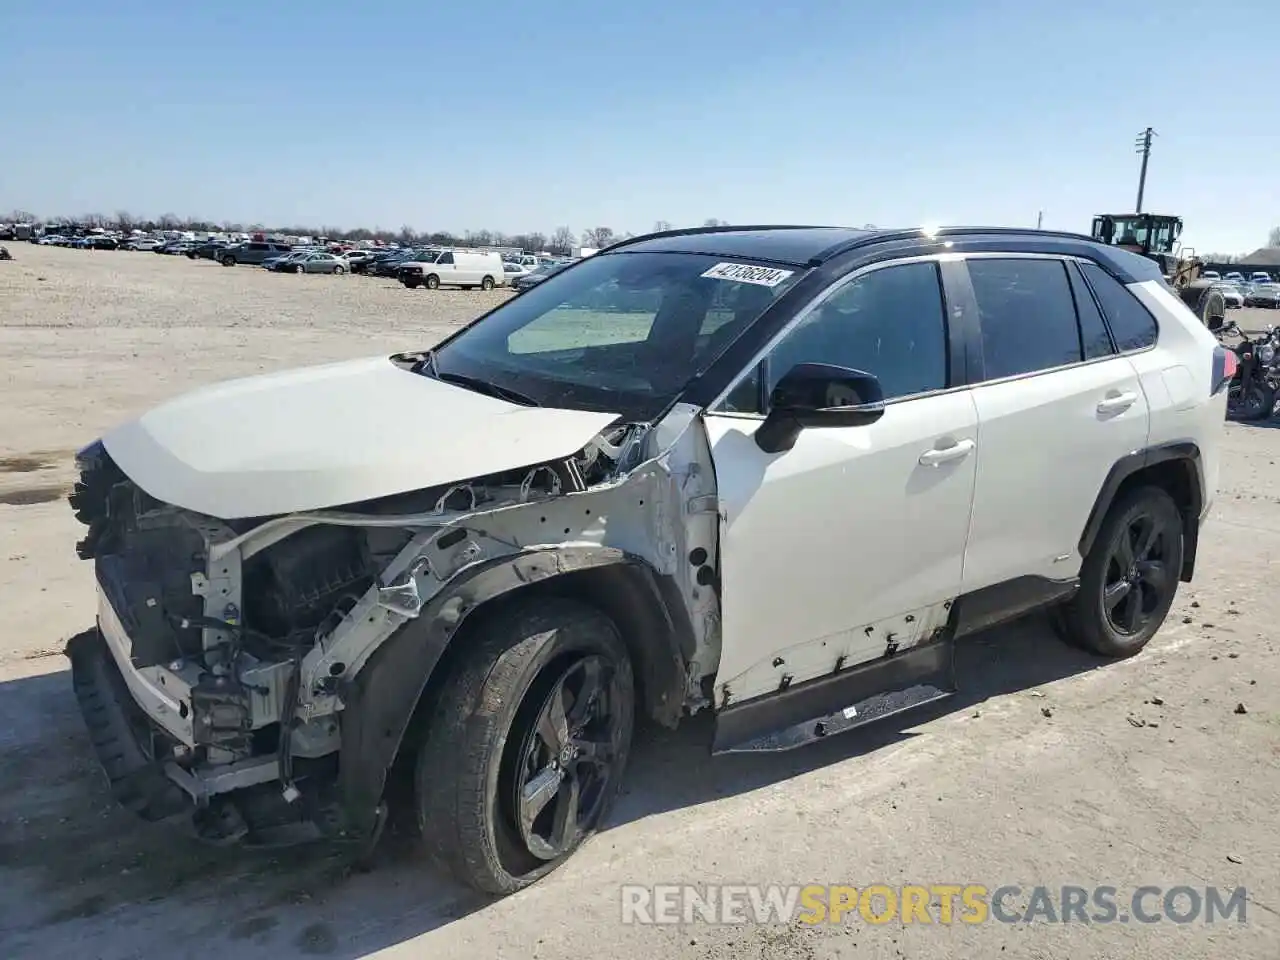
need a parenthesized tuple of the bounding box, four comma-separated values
(701, 262, 795, 287)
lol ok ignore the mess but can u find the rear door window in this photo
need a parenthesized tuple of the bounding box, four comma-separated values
(966, 258, 1082, 380)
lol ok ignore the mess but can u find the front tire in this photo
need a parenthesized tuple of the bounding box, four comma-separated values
(425, 274, 440, 290)
(334, 264, 345, 275)
(1053, 486, 1184, 658)
(220, 255, 235, 266)
(414, 598, 635, 895)
(294, 264, 304, 274)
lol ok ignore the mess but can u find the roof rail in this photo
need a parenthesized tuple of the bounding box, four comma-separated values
(809, 225, 1100, 265)
(601, 224, 829, 253)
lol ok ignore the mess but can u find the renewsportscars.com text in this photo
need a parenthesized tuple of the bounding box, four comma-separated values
(620, 884, 1248, 926)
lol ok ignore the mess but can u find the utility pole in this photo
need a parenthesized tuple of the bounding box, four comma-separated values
(1036, 210, 1043, 229)
(1134, 127, 1156, 213)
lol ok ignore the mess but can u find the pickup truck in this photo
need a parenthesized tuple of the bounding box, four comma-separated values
(219, 240, 293, 266)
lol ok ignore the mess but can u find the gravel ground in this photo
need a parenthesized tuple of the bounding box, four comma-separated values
(1, 243, 1278, 960)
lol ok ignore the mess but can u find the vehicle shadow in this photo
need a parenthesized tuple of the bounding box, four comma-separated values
(0, 612, 1100, 958)
(611, 611, 1102, 825)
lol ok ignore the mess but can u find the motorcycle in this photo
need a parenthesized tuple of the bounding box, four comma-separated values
(1216, 321, 1278, 422)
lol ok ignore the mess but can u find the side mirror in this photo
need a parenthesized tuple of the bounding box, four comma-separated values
(754, 363, 886, 454)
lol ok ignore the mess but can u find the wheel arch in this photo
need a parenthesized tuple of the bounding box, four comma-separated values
(1079, 442, 1204, 582)
(335, 546, 693, 837)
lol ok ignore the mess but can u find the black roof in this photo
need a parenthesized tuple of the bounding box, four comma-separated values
(613, 226, 870, 266)
(606, 224, 1159, 282)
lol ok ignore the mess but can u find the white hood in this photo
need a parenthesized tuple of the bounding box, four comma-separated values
(102, 356, 619, 519)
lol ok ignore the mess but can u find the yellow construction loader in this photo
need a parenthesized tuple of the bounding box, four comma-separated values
(1090, 213, 1223, 328)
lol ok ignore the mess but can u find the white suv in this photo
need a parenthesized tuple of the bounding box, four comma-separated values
(66, 225, 1228, 894)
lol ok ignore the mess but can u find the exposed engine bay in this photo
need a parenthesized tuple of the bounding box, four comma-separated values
(67, 406, 721, 844)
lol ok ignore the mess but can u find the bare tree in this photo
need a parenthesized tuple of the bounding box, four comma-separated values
(524, 231, 546, 253)
(652, 220, 672, 233)
(702, 218, 725, 228)
(549, 226, 575, 255)
(5, 209, 38, 223)
(397, 224, 416, 244)
(581, 226, 614, 248)
(1269, 225, 1280, 248)
(157, 213, 179, 230)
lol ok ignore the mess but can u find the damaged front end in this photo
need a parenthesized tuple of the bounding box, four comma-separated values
(65, 408, 721, 846)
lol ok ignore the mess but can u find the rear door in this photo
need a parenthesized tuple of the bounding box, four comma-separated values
(958, 254, 1150, 592)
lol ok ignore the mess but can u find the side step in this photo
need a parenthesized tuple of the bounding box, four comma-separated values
(712, 639, 955, 754)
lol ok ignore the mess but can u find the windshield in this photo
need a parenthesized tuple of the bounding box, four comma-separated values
(430, 250, 804, 419)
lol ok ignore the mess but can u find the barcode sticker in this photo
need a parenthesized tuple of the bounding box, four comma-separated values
(701, 262, 795, 287)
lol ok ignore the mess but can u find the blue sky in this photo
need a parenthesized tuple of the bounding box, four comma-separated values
(2, 0, 1275, 254)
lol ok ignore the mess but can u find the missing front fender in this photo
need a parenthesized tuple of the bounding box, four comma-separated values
(335, 549, 692, 838)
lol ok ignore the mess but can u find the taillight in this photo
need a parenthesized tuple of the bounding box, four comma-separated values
(1212, 345, 1236, 394)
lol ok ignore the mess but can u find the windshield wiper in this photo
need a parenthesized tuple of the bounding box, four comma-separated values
(431, 368, 541, 407)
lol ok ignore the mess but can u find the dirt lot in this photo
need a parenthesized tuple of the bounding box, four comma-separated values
(2, 243, 1278, 960)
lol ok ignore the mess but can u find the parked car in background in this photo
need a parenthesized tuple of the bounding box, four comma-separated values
(124, 238, 164, 251)
(1244, 282, 1280, 308)
(342, 250, 378, 271)
(187, 240, 231, 260)
(220, 240, 294, 266)
(1247, 271, 1273, 285)
(270, 251, 349, 274)
(262, 249, 318, 270)
(510, 259, 574, 292)
(368, 250, 422, 277)
(503, 262, 531, 284)
(1224, 271, 1246, 284)
(350, 249, 398, 274)
(75, 235, 120, 250)
(1211, 283, 1245, 309)
(1201, 270, 1221, 281)
(399, 249, 505, 289)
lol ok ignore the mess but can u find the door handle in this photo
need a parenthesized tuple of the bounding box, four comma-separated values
(919, 438, 976, 466)
(1096, 391, 1138, 414)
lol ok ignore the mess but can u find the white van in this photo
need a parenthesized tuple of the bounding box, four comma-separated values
(398, 249, 506, 290)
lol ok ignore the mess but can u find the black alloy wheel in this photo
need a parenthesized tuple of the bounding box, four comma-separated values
(507, 654, 628, 862)
(1101, 509, 1173, 637)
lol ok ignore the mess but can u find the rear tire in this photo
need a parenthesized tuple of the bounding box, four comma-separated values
(294, 264, 304, 274)
(1053, 486, 1184, 658)
(481, 276, 495, 291)
(414, 598, 635, 895)
(221, 255, 235, 266)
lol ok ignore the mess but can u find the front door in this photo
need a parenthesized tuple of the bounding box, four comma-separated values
(705, 259, 979, 706)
